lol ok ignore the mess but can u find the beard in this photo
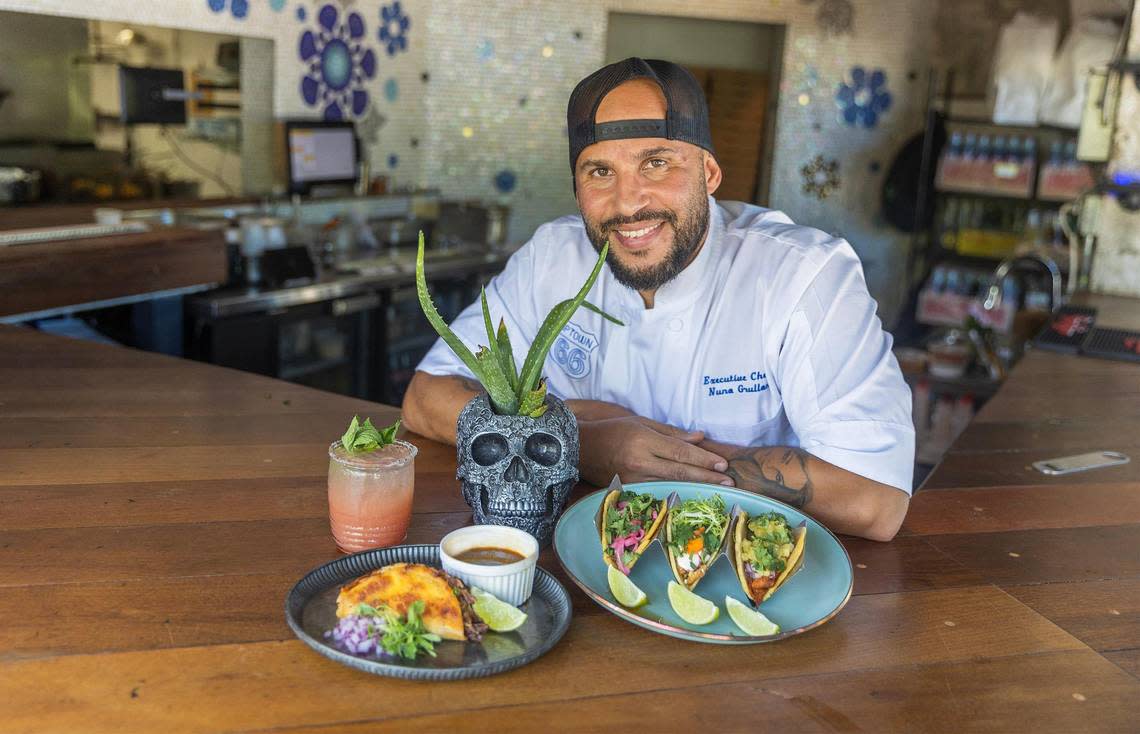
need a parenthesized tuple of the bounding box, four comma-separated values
(582, 179, 710, 292)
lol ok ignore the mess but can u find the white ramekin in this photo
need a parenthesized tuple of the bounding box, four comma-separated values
(439, 525, 539, 606)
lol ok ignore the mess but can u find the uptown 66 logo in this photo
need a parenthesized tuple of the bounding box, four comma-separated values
(552, 322, 598, 379)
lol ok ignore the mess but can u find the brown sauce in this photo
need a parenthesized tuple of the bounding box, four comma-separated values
(454, 546, 526, 565)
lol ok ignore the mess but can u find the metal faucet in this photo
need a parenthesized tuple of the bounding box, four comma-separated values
(981, 253, 1064, 313)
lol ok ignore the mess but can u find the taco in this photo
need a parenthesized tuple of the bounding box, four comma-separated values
(600, 489, 668, 575)
(664, 494, 730, 590)
(336, 562, 487, 641)
(733, 511, 807, 605)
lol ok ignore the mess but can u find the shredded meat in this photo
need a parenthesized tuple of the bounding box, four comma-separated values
(443, 573, 488, 641)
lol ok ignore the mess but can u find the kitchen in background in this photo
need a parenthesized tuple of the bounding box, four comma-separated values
(2, 0, 1139, 490)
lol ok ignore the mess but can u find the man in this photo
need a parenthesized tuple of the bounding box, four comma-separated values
(404, 58, 914, 542)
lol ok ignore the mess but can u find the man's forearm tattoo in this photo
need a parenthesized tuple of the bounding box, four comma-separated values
(459, 377, 483, 393)
(725, 447, 814, 508)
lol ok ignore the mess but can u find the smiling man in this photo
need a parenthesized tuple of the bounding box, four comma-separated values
(403, 58, 915, 542)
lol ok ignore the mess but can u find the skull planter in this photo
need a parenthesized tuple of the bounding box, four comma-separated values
(456, 392, 579, 547)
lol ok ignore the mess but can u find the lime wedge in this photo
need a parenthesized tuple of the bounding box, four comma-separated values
(667, 581, 719, 625)
(471, 588, 527, 632)
(607, 565, 648, 608)
(726, 596, 780, 636)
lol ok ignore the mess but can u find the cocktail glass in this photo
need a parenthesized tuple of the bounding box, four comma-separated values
(327, 439, 418, 552)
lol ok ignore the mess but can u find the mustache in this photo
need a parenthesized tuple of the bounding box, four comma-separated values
(600, 210, 676, 232)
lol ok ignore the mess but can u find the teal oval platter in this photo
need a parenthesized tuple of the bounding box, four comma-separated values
(553, 481, 853, 644)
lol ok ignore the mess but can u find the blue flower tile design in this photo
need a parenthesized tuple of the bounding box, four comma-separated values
(299, 4, 378, 120)
(494, 170, 517, 194)
(835, 67, 892, 128)
(270, 0, 286, 11)
(296, 5, 306, 22)
(207, 0, 248, 19)
(384, 78, 399, 102)
(378, 2, 411, 57)
(388, 154, 399, 169)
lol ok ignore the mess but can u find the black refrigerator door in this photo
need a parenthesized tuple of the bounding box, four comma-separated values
(191, 292, 382, 400)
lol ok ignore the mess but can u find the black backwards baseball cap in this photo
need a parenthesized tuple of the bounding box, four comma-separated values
(567, 57, 716, 174)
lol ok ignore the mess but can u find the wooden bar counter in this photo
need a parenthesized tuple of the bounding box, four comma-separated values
(1, 295, 1138, 732)
(0, 227, 226, 319)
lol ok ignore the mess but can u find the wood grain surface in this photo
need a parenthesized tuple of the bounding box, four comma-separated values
(0, 228, 227, 318)
(2, 293, 1140, 733)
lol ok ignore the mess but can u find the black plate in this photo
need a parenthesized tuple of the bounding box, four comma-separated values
(285, 544, 572, 681)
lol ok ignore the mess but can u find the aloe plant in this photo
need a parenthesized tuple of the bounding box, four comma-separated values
(415, 231, 622, 417)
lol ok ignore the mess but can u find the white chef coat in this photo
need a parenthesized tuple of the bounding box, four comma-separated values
(416, 196, 915, 492)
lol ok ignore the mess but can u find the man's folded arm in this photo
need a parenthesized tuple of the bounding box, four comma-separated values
(731, 243, 915, 542)
(696, 439, 908, 542)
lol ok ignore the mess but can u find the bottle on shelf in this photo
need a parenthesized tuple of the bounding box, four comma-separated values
(976, 135, 992, 190)
(963, 132, 978, 160)
(1023, 136, 1037, 163)
(1062, 140, 1078, 169)
(948, 131, 963, 157)
(1048, 140, 1063, 166)
(937, 131, 965, 190)
(1006, 135, 1022, 163)
(992, 135, 1007, 162)
(939, 197, 960, 249)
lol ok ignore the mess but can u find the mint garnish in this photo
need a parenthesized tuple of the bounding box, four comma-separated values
(341, 415, 401, 454)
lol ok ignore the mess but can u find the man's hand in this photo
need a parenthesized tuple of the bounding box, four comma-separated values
(577, 416, 733, 487)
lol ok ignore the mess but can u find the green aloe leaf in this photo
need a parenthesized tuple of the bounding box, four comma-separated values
(479, 289, 519, 393)
(496, 318, 519, 393)
(515, 242, 610, 402)
(518, 378, 548, 418)
(582, 300, 624, 325)
(480, 287, 498, 355)
(415, 232, 519, 414)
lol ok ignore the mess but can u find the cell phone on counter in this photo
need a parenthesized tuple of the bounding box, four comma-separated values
(1032, 451, 1130, 476)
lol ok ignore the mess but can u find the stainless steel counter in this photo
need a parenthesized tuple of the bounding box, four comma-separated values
(188, 249, 510, 319)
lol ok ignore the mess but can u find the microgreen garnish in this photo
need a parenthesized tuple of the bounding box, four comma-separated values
(667, 495, 728, 557)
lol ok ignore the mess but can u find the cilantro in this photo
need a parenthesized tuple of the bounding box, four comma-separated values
(341, 415, 402, 454)
(381, 601, 442, 660)
(604, 491, 660, 541)
(352, 600, 441, 660)
(670, 523, 695, 552)
(742, 513, 794, 573)
(748, 513, 793, 546)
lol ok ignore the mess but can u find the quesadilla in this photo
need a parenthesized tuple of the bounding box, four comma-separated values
(336, 562, 487, 641)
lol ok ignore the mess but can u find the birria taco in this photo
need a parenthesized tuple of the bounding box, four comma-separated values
(600, 489, 667, 575)
(665, 494, 730, 590)
(336, 562, 487, 641)
(733, 511, 807, 605)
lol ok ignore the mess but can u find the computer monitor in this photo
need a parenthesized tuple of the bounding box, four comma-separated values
(285, 121, 359, 195)
(119, 66, 188, 125)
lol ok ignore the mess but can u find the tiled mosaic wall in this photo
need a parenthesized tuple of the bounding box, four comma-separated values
(418, 0, 937, 326)
(0, 0, 429, 198)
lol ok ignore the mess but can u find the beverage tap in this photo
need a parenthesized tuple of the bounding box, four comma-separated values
(981, 253, 1063, 314)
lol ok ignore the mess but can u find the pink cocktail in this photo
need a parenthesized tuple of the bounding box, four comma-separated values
(327, 440, 417, 552)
